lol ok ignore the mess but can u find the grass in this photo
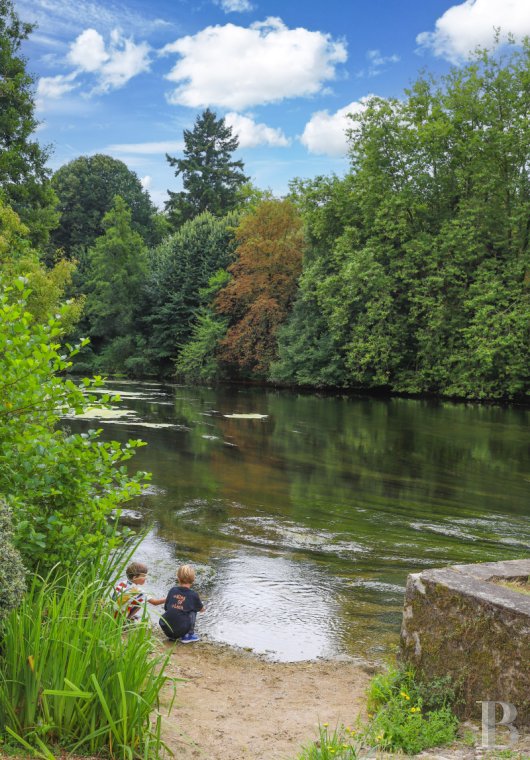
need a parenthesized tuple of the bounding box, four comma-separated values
(0, 552, 175, 759)
(297, 724, 360, 759)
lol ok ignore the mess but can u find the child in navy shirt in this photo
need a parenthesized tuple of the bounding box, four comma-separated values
(159, 564, 204, 643)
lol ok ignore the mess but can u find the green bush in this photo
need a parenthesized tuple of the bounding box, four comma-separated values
(363, 666, 459, 755)
(0, 500, 26, 626)
(0, 278, 148, 574)
(0, 553, 174, 759)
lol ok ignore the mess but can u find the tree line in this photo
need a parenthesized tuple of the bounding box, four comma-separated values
(1, 0, 529, 400)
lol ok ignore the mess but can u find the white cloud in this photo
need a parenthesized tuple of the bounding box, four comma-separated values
(366, 49, 400, 68)
(224, 112, 290, 148)
(140, 175, 152, 190)
(68, 29, 108, 72)
(67, 29, 151, 92)
(105, 140, 184, 154)
(218, 0, 253, 12)
(37, 72, 78, 102)
(17, 0, 171, 45)
(357, 49, 400, 78)
(162, 17, 347, 110)
(417, 0, 530, 61)
(300, 98, 372, 157)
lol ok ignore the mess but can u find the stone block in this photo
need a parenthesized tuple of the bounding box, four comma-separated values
(400, 559, 530, 727)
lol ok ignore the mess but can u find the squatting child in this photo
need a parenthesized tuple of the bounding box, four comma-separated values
(159, 564, 205, 643)
(114, 561, 166, 621)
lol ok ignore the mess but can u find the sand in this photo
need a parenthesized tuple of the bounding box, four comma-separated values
(158, 639, 373, 760)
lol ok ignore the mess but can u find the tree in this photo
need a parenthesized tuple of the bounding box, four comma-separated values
(174, 269, 230, 383)
(51, 154, 159, 258)
(83, 196, 148, 370)
(275, 44, 530, 400)
(76, 195, 147, 372)
(165, 109, 248, 227)
(0, 198, 83, 330)
(215, 199, 304, 377)
(0, 0, 58, 246)
(145, 211, 238, 374)
(0, 278, 147, 573)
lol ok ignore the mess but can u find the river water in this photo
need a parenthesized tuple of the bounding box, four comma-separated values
(70, 381, 530, 662)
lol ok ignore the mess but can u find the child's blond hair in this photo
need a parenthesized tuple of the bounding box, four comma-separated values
(177, 564, 195, 584)
(126, 561, 148, 581)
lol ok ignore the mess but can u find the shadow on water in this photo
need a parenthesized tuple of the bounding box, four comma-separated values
(67, 381, 530, 661)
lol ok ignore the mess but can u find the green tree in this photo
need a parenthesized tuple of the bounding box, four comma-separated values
(146, 211, 238, 375)
(51, 154, 160, 259)
(0, 199, 83, 330)
(166, 109, 248, 227)
(0, 278, 147, 573)
(174, 269, 230, 383)
(276, 45, 530, 400)
(83, 196, 148, 370)
(0, 0, 58, 246)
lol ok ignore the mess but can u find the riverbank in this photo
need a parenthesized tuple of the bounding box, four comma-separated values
(155, 638, 530, 759)
(158, 638, 373, 759)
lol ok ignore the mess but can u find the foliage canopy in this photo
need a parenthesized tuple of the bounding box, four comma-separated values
(0, 0, 58, 246)
(51, 154, 159, 257)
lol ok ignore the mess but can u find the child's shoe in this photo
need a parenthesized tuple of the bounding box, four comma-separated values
(180, 632, 200, 643)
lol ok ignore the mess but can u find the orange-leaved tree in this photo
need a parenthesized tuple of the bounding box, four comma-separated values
(215, 199, 304, 377)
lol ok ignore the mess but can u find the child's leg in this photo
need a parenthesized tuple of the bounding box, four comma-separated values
(187, 611, 197, 634)
(159, 617, 178, 641)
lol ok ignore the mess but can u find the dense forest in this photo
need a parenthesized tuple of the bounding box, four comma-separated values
(1, 3, 529, 400)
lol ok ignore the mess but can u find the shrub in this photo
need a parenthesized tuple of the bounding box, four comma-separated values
(0, 278, 149, 574)
(363, 666, 459, 755)
(0, 499, 26, 626)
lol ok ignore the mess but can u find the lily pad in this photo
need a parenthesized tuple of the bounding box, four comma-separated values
(223, 413, 268, 420)
(67, 406, 135, 420)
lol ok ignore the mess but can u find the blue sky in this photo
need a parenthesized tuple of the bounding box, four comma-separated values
(20, 0, 530, 207)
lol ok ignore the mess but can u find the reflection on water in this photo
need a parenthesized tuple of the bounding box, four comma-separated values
(67, 382, 530, 661)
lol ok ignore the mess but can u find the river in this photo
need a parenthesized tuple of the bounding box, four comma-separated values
(70, 381, 530, 662)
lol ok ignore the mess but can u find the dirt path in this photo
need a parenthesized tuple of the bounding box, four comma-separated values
(159, 640, 373, 760)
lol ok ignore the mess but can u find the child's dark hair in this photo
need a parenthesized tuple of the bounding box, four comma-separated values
(126, 562, 148, 580)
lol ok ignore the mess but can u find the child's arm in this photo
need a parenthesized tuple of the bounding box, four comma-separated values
(148, 597, 167, 606)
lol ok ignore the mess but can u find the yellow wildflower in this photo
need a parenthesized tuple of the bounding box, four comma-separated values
(400, 691, 410, 700)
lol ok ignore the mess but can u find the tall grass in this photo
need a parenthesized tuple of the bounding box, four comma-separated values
(0, 552, 175, 759)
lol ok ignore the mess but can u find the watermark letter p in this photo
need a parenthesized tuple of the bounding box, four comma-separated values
(478, 700, 519, 748)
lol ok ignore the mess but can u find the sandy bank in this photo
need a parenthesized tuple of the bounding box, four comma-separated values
(159, 639, 373, 759)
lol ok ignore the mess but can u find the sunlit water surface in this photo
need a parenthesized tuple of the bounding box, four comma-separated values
(67, 382, 530, 661)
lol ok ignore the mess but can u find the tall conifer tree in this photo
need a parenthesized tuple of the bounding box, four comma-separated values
(165, 109, 248, 227)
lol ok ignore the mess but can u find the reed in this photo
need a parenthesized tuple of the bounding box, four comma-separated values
(0, 553, 175, 759)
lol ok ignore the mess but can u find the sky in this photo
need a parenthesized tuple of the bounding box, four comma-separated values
(20, 0, 530, 208)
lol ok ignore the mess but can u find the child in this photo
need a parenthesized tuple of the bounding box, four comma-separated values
(159, 564, 204, 643)
(114, 561, 166, 622)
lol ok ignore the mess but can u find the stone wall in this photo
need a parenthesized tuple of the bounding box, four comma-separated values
(400, 559, 530, 727)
